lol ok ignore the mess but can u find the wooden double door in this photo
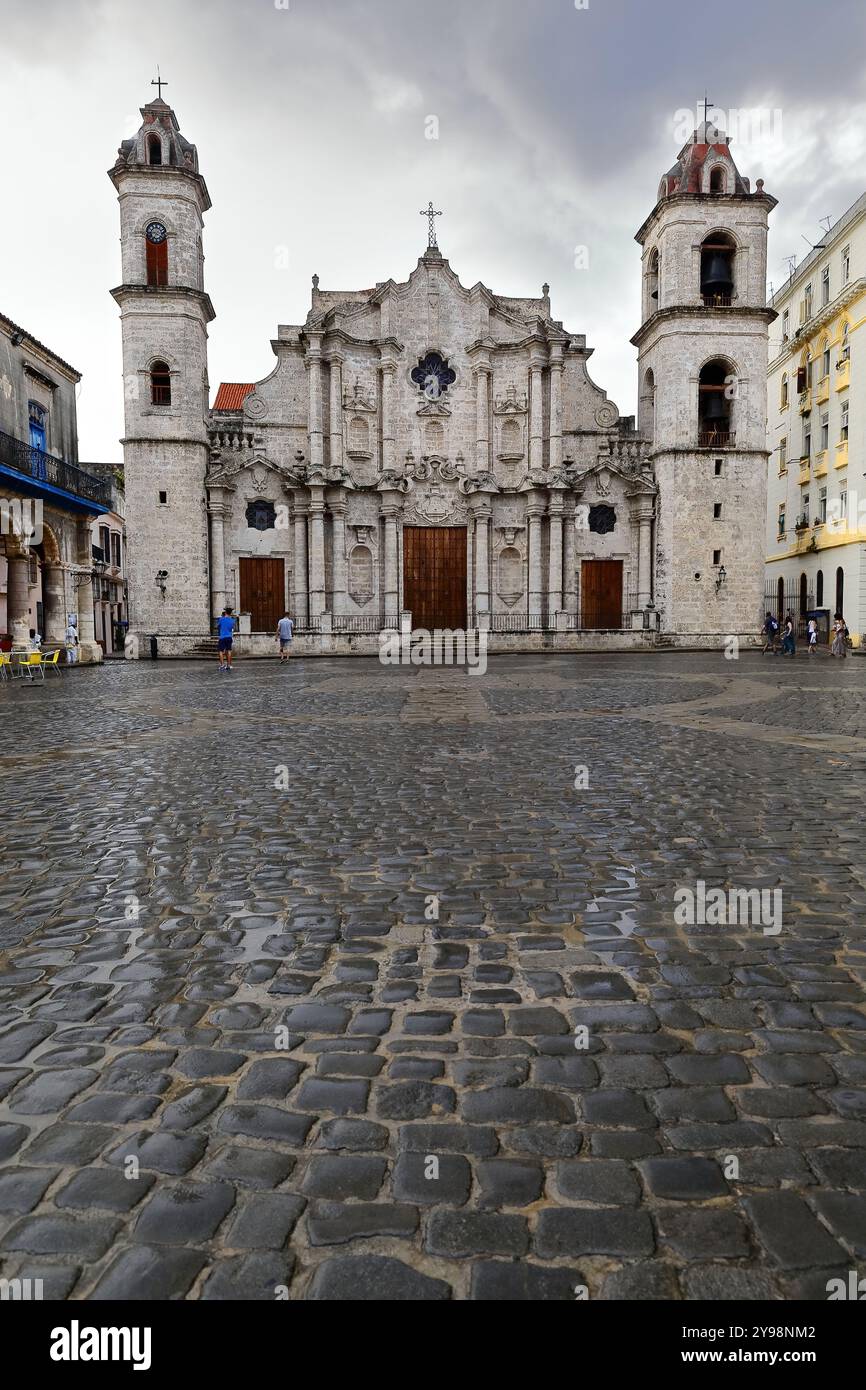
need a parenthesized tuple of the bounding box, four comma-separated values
(403, 526, 467, 630)
(581, 559, 624, 629)
(239, 557, 285, 632)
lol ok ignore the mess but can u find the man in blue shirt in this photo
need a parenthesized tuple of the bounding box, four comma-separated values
(276, 613, 294, 663)
(216, 607, 237, 671)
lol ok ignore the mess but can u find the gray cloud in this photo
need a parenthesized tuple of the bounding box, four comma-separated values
(0, 0, 863, 460)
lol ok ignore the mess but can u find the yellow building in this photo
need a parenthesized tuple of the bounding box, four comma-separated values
(765, 193, 865, 644)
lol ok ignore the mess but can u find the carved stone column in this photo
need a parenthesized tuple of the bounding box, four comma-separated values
(470, 495, 492, 617)
(43, 565, 67, 644)
(329, 353, 344, 471)
(75, 519, 101, 664)
(308, 485, 326, 617)
(633, 499, 655, 607)
(529, 347, 546, 472)
(6, 551, 30, 647)
(549, 343, 564, 473)
(207, 485, 233, 620)
(306, 335, 324, 471)
(292, 500, 309, 626)
(329, 489, 348, 617)
(526, 491, 545, 617)
(380, 352, 398, 474)
(474, 356, 491, 473)
(381, 496, 401, 622)
(563, 498, 577, 616)
(547, 490, 564, 618)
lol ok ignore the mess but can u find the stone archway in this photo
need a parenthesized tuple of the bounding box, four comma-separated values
(37, 523, 67, 646)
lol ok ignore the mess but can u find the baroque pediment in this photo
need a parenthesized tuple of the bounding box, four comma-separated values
(571, 455, 657, 497)
(493, 385, 528, 414)
(402, 476, 470, 526)
(206, 452, 302, 489)
(343, 379, 377, 412)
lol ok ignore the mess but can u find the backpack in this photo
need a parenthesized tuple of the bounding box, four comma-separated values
(769, 618, 779, 634)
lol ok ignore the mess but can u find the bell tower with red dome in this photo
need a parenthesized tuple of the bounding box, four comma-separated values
(632, 117, 777, 642)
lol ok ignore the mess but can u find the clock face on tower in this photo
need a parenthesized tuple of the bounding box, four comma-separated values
(145, 222, 167, 244)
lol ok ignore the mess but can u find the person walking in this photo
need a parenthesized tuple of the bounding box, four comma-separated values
(276, 612, 294, 663)
(64, 617, 79, 665)
(781, 612, 796, 658)
(216, 607, 237, 671)
(761, 612, 779, 654)
(807, 616, 818, 656)
(831, 612, 848, 659)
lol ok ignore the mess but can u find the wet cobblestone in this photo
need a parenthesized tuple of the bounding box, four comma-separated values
(0, 652, 865, 1299)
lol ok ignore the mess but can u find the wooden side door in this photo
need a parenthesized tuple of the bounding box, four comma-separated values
(581, 559, 624, 629)
(403, 527, 467, 630)
(239, 557, 285, 632)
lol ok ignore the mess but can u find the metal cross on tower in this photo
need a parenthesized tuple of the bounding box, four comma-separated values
(151, 67, 168, 101)
(420, 202, 442, 249)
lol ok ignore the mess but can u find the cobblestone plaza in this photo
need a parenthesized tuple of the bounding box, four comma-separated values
(1, 652, 865, 1301)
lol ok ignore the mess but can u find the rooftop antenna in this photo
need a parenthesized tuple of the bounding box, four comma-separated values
(785, 255, 798, 281)
(819, 215, 833, 237)
(801, 233, 826, 253)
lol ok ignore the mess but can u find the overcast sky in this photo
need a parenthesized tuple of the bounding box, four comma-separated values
(2, 0, 865, 463)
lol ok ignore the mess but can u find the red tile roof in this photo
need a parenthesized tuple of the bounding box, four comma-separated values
(213, 382, 255, 411)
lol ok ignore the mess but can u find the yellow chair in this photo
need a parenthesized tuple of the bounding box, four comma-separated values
(38, 649, 62, 678)
(0, 652, 13, 681)
(19, 652, 44, 681)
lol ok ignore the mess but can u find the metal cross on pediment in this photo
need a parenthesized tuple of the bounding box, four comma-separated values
(420, 202, 442, 249)
(701, 92, 713, 126)
(151, 67, 168, 101)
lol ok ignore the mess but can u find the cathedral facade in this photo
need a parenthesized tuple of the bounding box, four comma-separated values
(110, 100, 775, 656)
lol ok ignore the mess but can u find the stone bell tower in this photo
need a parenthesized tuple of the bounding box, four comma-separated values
(632, 117, 777, 641)
(108, 92, 215, 648)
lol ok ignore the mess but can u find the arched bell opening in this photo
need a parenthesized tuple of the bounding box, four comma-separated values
(639, 368, 656, 442)
(646, 248, 660, 310)
(700, 232, 735, 307)
(698, 359, 734, 447)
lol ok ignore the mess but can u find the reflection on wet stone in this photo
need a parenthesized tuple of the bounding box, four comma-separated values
(0, 654, 864, 1298)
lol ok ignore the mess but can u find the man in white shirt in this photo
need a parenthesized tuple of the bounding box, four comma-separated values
(65, 619, 79, 664)
(276, 613, 294, 663)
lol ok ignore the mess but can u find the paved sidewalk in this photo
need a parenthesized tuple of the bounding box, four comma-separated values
(0, 653, 864, 1300)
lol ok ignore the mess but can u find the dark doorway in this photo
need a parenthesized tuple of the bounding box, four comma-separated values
(580, 559, 624, 629)
(403, 526, 467, 630)
(239, 557, 285, 632)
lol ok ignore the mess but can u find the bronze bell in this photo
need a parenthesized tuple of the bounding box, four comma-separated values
(701, 252, 734, 297)
(701, 390, 728, 422)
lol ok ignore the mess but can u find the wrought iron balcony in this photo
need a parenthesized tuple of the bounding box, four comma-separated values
(697, 429, 735, 448)
(0, 428, 110, 507)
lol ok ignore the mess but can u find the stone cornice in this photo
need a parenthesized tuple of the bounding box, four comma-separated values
(110, 283, 216, 323)
(634, 190, 777, 245)
(122, 434, 210, 448)
(108, 161, 212, 213)
(631, 302, 776, 348)
(768, 277, 866, 372)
